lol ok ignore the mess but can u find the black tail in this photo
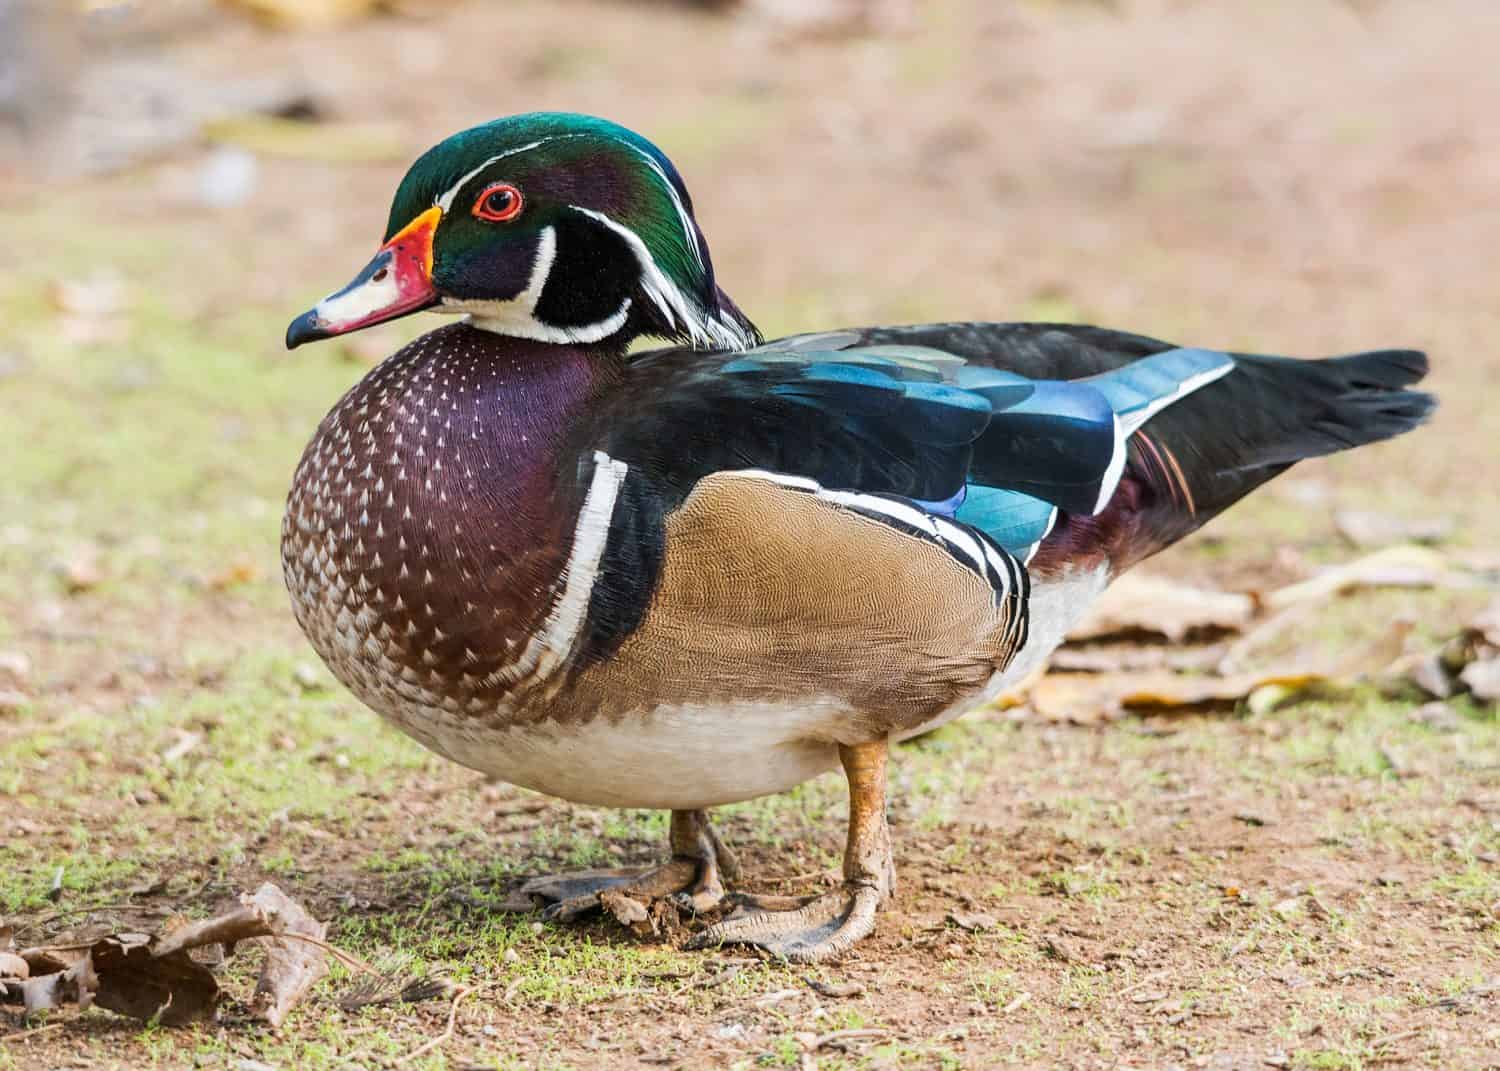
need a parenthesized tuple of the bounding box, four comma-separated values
(1027, 346, 1433, 573)
(1115, 347, 1433, 566)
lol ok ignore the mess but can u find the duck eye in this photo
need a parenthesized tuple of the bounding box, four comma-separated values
(473, 183, 523, 223)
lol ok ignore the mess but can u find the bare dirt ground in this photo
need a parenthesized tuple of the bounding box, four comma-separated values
(1, 2, 1497, 1068)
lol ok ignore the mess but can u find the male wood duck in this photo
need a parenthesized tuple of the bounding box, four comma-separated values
(282, 112, 1432, 961)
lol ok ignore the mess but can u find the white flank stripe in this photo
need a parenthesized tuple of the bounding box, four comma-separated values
(502, 451, 628, 689)
(982, 543, 1012, 595)
(728, 468, 1019, 598)
(819, 490, 941, 538)
(931, 518, 989, 575)
(734, 469, 822, 492)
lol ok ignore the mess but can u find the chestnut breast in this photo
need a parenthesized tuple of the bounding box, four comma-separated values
(281, 323, 605, 731)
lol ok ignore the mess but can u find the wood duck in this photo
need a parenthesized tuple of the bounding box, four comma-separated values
(282, 112, 1432, 961)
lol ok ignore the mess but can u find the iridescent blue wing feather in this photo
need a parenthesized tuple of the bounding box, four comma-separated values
(608, 334, 1236, 557)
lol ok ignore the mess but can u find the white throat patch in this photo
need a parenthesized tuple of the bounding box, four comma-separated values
(453, 224, 634, 345)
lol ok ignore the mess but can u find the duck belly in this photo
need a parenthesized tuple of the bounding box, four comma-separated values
(382, 696, 846, 810)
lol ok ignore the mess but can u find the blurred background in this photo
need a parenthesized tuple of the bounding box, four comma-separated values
(2, 2, 1497, 1066)
(3, 0, 1495, 599)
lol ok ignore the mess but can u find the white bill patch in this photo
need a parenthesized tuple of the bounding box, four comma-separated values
(316, 267, 404, 328)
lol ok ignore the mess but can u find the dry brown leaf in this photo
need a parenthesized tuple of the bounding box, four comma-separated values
(2, 934, 214, 1025)
(1067, 573, 1254, 642)
(245, 884, 328, 1028)
(1029, 666, 1338, 722)
(91, 934, 218, 1025)
(1027, 674, 1127, 723)
(1460, 658, 1500, 704)
(599, 889, 649, 927)
(4, 883, 333, 1028)
(1263, 545, 1453, 611)
(1049, 643, 1226, 674)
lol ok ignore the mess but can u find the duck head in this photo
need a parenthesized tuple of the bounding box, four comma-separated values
(287, 112, 759, 351)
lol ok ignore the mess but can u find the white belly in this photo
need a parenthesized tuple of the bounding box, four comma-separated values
(367, 564, 1111, 810)
(407, 700, 847, 810)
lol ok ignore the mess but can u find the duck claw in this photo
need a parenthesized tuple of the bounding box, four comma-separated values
(687, 882, 883, 963)
(504, 810, 733, 926)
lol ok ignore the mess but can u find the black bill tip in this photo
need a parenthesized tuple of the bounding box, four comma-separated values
(285, 308, 328, 350)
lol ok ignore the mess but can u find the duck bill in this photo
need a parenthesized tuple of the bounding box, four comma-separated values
(286, 206, 442, 349)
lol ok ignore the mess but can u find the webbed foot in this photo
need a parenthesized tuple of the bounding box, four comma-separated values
(506, 809, 737, 924)
(688, 882, 884, 962)
(688, 740, 895, 962)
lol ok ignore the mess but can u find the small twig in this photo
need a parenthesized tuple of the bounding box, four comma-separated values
(1, 1022, 64, 1044)
(395, 983, 475, 1066)
(813, 1028, 888, 1050)
(265, 931, 382, 979)
(12, 901, 172, 940)
(1368, 1028, 1422, 1049)
(1118, 970, 1171, 998)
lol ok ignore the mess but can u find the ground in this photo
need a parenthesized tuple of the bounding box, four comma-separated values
(1, 1, 1497, 1068)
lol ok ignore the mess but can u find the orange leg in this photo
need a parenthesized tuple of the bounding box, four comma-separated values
(689, 739, 895, 962)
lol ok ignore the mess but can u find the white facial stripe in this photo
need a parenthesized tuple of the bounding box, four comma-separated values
(433, 138, 556, 213)
(614, 141, 704, 270)
(570, 207, 701, 341)
(427, 130, 751, 350)
(571, 206, 752, 351)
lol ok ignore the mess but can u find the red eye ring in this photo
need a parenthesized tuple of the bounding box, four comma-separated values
(473, 182, 524, 223)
